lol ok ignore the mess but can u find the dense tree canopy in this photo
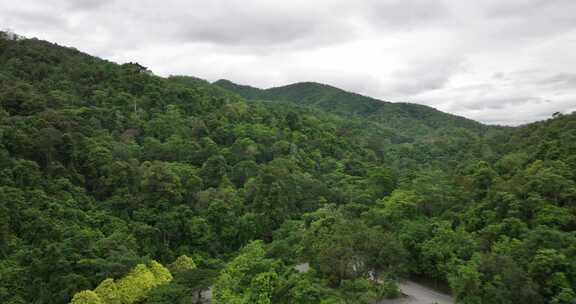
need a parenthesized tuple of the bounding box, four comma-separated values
(1, 33, 575, 304)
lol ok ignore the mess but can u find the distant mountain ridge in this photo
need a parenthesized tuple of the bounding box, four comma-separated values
(214, 79, 492, 138)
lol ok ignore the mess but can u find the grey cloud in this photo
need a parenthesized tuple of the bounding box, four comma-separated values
(9, 0, 451, 49)
(431, 83, 576, 125)
(495, 71, 576, 93)
(482, 0, 550, 18)
(362, 0, 452, 29)
(74, 0, 113, 10)
(539, 73, 576, 89)
(452, 96, 543, 111)
(56, 0, 115, 11)
(2, 0, 358, 51)
(388, 72, 452, 96)
(177, 14, 354, 46)
(386, 56, 465, 96)
(479, 0, 576, 39)
(3, 8, 68, 31)
(459, 97, 575, 126)
(112, 0, 359, 48)
(171, 0, 453, 47)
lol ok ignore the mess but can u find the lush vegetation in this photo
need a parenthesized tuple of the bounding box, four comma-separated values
(0, 33, 575, 304)
(213, 79, 493, 139)
(71, 260, 172, 304)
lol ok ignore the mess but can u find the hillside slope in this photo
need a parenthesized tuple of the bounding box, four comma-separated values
(214, 79, 492, 138)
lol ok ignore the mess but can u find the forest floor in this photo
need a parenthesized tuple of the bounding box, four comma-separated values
(199, 288, 212, 303)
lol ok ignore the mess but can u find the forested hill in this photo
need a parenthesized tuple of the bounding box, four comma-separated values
(213, 79, 491, 138)
(1, 33, 575, 304)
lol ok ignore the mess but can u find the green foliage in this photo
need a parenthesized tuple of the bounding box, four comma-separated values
(71, 261, 172, 304)
(449, 253, 542, 304)
(94, 279, 120, 304)
(214, 80, 490, 140)
(213, 241, 279, 304)
(70, 291, 103, 304)
(116, 264, 159, 303)
(302, 206, 407, 286)
(283, 273, 340, 304)
(168, 255, 197, 275)
(0, 35, 391, 303)
(149, 261, 173, 285)
(420, 221, 477, 280)
(377, 279, 402, 299)
(247, 271, 278, 304)
(143, 283, 190, 304)
(364, 190, 421, 227)
(366, 167, 396, 199)
(2, 32, 576, 304)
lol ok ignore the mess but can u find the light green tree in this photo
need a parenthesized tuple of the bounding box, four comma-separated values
(117, 264, 158, 304)
(94, 278, 120, 304)
(149, 260, 173, 285)
(70, 290, 102, 304)
(213, 241, 278, 304)
(169, 255, 197, 275)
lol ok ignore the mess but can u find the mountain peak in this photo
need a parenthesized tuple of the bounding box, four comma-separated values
(212, 79, 264, 99)
(214, 79, 488, 136)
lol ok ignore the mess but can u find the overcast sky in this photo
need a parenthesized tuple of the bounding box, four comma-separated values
(2, 0, 576, 125)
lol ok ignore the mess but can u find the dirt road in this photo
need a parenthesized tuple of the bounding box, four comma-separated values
(378, 280, 454, 304)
